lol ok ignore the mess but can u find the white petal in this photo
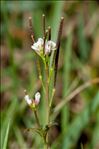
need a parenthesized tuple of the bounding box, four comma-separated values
(31, 38, 44, 52)
(45, 40, 56, 55)
(35, 92, 41, 105)
(38, 38, 44, 45)
(31, 43, 39, 51)
(24, 95, 32, 105)
(48, 41, 56, 49)
(45, 42, 51, 54)
(51, 41, 56, 47)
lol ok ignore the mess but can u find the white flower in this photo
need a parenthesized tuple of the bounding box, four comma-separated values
(45, 40, 56, 55)
(31, 38, 56, 55)
(31, 38, 44, 52)
(35, 92, 41, 105)
(24, 95, 32, 105)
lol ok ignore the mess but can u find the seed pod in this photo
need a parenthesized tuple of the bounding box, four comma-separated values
(29, 17, 35, 43)
(54, 17, 64, 87)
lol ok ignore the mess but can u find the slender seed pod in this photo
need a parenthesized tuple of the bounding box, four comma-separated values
(29, 17, 35, 43)
(42, 14, 46, 37)
(43, 30, 48, 54)
(48, 26, 51, 40)
(54, 17, 64, 87)
(42, 14, 46, 54)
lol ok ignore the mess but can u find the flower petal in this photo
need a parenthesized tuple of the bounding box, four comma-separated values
(45, 40, 56, 55)
(31, 38, 44, 52)
(35, 92, 41, 105)
(24, 95, 32, 105)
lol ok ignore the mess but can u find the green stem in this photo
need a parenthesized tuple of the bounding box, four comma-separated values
(39, 75, 46, 93)
(45, 64, 49, 124)
(34, 110, 40, 128)
(44, 142, 48, 149)
(45, 63, 50, 149)
(49, 88, 55, 108)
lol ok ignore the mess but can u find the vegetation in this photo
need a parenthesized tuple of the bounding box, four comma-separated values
(1, 1, 99, 149)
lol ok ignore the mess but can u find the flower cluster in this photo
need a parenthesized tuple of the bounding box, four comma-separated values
(31, 38, 56, 55)
(24, 91, 41, 109)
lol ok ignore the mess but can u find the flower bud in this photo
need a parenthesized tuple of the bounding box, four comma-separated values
(35, 92, 41, 105)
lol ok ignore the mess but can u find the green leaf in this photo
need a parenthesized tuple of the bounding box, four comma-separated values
(61, 31, 73, 134)
(1, 98, 18, 149)
(2, 121, 10, 149)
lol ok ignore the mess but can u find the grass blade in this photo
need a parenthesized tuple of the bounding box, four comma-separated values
(1, 98, 18, 149)
(61, 32, 73, 134)
(2, 121, 10, 149)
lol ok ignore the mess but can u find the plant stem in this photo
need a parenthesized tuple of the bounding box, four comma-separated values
(44, 142, 48, 149)
(34, 110, 40, 128)
(45, 64, 49, 124)
(45, 63, 50, 149)
(49, 88, 55, 108)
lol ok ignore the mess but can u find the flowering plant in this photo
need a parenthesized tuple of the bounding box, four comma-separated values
(24, 14, 64, 148)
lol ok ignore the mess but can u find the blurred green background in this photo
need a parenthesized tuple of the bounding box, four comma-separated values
(1, 1, 99, 149)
